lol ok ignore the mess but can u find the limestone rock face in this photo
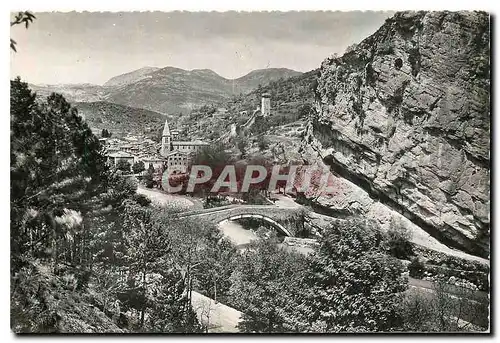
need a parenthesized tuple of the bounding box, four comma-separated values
(308, 11, 490, 257)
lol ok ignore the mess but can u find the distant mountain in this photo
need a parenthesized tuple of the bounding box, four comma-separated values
(30, 67, 303, 115)
(233, 68, 302, 92)
(103, 66, 160, 87)
(29, 83, 107, 103)
(73, 101, 169, 139)
(104, 67, 233, 115)
(104, 67, 303, 114)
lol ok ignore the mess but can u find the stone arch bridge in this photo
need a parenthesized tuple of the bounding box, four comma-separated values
(174, 205, 306, 237)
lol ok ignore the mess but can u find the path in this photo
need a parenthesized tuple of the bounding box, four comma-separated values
(137, 185, 203, 211)
(272, 194, 488, 265)
(271, 193, 303, 209)
(191, 291, 242, 333)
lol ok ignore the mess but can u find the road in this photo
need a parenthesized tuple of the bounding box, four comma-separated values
(191, 291, 243, 333)
(137, 185, 203, 211)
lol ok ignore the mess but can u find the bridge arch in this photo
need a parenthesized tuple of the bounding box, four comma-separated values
(220, 214, 292, 237)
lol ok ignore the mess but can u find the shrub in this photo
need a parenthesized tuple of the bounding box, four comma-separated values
(257, 137, 269, 151)
(132, 161, 145, 174)
(408, 257, 426, 278)
(386, 217, 413, 259)
(116, 159, 131, 173)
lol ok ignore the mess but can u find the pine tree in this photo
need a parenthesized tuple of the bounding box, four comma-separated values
(300, 219, 408, 332)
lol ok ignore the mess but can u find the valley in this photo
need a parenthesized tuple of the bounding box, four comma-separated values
(10, 9, 490, 334)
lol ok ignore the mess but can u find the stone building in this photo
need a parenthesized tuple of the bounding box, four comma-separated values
(261, 92, 271, 117)
(106, 151, 136, 168)
(143, 157, 166, 171)
(160, 119, 209, 172)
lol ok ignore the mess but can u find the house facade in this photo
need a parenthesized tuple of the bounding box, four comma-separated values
(160, 119, 209, 173)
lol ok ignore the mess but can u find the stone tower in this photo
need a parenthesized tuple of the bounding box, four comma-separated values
(160, 119, 172, 157)
(261, 93, 271, 117)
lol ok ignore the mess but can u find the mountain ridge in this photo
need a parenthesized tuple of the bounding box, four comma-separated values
(31, 67, 302, 114)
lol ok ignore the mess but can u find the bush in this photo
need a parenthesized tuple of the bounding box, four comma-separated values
(116, 159, 131, 173)
(132, 161, 145, 174)
(408, 257, 425, 278)
(386, 217, 413, 259)
(257, 137, 269, 151)
(133, 193, 152, 207)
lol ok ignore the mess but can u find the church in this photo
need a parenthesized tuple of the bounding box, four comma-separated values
(160, 119, 209, 173)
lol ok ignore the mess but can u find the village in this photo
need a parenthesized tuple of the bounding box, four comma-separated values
(100, 93, 273, 184)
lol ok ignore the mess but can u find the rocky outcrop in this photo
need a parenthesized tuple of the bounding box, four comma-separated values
(307, 11, 490, 257)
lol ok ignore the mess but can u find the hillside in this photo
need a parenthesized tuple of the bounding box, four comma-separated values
(177, 69, 318, 142)
(29, 83, 107, 103)
(103, 66, 161, 87)
(233, 68, 303, 93)
(73, 101, 168, 138)
(177, 11, 491, 260)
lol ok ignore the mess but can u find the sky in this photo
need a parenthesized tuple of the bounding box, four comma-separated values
(10, 11, 393, 85)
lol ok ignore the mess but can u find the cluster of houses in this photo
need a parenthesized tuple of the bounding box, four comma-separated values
(102, 118, 209, 176)
(102, 93, 272, 177)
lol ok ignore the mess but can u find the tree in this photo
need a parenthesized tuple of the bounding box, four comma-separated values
(257, 136, 270, 151)
(132, 161, 145, 175)
(10, 78, 109, 271)
(399, 281, 489, 332)
(120, 201, 178, 329)
(189, 142, 233, 196)
(385, 217, 413, 259)
(228, 238, 309, 333)
(101, 128, 112, 138)
(235, 133, 247, 158)
(299, 219, 408, 332)
(10, 12, 36, 52)
(116, 159, 131, 173)
(148, 269, 202, 333)
(297, 103, 313, 119)
(144, 164, 155, 188)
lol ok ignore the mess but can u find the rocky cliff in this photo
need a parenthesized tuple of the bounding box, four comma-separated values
(306, 11, 490, 257)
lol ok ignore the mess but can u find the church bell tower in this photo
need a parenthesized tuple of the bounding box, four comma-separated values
(160, 119, 172, 157)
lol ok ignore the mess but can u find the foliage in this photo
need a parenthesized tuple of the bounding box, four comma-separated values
(257, 136, 270, 151)
(11, 78, 109, 270)
(10, 11, 36, 52)
(132, 161, 145, 174)
(385, 217, 413, 259)
(399, 282, 489, 332)
(144, 165, 155, 188)
(299, 219, 408, 332)
(408, 257, 425, 279)
(10, 80, 203, 333)
(188, 142, 234, 196)
(116, 159, 131, 173)
(228, 239, 309, 333)
(235, 133, 247, 158)
(101, 128, 112, 138)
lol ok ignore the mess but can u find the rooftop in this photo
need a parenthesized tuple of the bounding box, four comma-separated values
(107, 151, 135, 158)
(165, 150, 191, 157)
(173, 140, 209, 146)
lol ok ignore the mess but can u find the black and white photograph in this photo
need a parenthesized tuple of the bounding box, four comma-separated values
(9, 4, 491, 334)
